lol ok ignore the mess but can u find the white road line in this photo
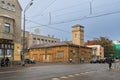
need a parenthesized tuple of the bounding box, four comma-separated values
(74, 74, 80, 76)
(80, 72, 86, 75)
(50, 69, 106, 80)
(84, 71, 91, 74)
(51, 78, 60, 80)
(60, 76, 68, 79)
(68, 75, 75, 77)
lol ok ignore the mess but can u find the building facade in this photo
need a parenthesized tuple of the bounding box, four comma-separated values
(0, 0, 22, 60)
(21, 31, 60, 52)
(29, 41, 92, 63)
(86, 45, 104, 59)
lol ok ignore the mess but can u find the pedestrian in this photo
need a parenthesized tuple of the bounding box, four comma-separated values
(1, 58, 5, 67)
(5, 57, 10, 67)
(107, 56, 113, 69)
(69, 58, 72, 64)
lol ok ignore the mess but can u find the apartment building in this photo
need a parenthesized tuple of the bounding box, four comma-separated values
(21, 31, 60, 51)
(0, 0, 22, 60)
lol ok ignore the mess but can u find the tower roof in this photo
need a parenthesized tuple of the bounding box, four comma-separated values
(72, 24, 84, 28)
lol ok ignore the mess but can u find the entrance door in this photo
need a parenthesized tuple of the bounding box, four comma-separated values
(43, 55, 52, 62)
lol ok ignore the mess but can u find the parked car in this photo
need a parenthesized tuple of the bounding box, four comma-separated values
(90, 58, 98, 63)
(98, 59, 106, 63)
(24, 58, 36, 64)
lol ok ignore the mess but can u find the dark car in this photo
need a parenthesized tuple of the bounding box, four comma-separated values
(24, 58, 36, 64)
(98, 59, 106, 63)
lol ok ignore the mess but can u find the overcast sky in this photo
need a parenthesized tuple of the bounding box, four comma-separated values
(18, 0, 120, 41)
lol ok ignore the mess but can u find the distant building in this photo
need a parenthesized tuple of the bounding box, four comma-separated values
(0, 0, 22, 60)
(84, 40, 97, 45)
(113, 41, 120, 58)
(21, 31, 60, 52)
(85, 40, 104, 59)
(86, 45, 104, 59)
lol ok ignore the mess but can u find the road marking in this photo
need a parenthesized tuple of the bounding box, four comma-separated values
(52, 69, 105, 80)
(60, 76, 68, 79)
(68, 75, 74, 77)
(50, 69, 107, 80)
(51, 78, 60, 80)
(74, 74, 80, 76)
(80, 72, 86, 75)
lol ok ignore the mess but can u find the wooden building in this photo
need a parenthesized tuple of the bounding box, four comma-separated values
(29, 41, 92, 63)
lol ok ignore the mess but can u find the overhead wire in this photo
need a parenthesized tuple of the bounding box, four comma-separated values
(26, 19, 71, 33)
(51, 0, 88, 13)
(26, 10, 120, 39)
(54, 0, 120, 18)
(30, 0, 57, 18)
(20, 0, 120, 40)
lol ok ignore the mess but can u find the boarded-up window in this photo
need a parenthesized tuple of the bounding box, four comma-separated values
(57, 51, 63, 58)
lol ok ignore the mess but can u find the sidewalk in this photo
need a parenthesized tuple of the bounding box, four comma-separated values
(113, 61, 120, 72)
(0, 62, 72, 71)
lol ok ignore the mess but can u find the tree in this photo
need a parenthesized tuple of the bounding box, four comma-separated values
(95, 37, 114, 57)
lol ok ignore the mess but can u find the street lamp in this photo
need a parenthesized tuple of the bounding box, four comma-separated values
(22, 0, 33, 66)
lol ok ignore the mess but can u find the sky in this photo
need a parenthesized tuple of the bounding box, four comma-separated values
(18, 0, 120, 41)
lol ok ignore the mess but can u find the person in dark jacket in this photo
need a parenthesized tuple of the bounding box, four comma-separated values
(1, 58, 5, 67)
(5, 57, 10, 67)
(107, 57, 113, 69)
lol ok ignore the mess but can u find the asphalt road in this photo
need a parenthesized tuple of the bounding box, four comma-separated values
(0, 63, 119, 80)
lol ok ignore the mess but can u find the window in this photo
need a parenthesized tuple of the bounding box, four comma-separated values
(0, 1, 5, 8)
(4, 23, 10, 33)
(6, 3, 10, 10)
(0, 49, 3, 57)
(37, 38, 40, 44)
(57, 51, 63, 58)
(75, 34, 77, 38)
(11, 4, 15, 11)
(1, 44, 4, 48)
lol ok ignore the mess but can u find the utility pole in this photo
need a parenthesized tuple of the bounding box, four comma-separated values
(49, 12, 51, 24)
(89, 0, 93, 15)
(22, 0, 34, 66)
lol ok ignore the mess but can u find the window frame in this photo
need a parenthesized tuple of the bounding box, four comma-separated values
(4, 23, 10, 33)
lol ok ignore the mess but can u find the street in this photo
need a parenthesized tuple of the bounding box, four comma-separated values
(0, 63, 120, 80)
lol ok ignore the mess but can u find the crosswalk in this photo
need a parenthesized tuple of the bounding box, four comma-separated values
(51, 69, 106, 80)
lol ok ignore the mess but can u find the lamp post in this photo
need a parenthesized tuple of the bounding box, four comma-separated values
(22, 0, 33, 66)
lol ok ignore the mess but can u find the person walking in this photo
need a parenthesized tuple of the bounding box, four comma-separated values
(107, 56, 113, 70)
(5, 57, 10, 67)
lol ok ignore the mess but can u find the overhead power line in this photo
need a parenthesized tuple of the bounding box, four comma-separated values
(51, 10, 120, 25)
(31, 0, 57, 18)
(26, 19, 71, 33)
(52, 0, 88, 13)
(26, 10, 120, 39)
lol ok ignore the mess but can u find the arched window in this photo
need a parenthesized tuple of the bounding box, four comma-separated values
(0, 0, 5, 8)
(11, 4, 15, 11)
(6, 3, 11, 10)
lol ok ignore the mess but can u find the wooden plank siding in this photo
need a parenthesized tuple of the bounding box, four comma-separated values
(28, 43, 92, 63)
